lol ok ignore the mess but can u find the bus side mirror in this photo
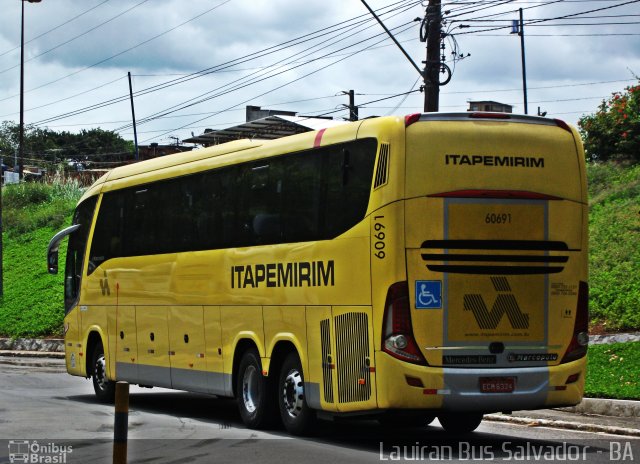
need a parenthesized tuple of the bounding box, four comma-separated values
(48, 251, 59, 274)
(47, 224, 80, 275)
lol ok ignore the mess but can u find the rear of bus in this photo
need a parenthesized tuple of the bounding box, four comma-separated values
(377, 113, 588, 423)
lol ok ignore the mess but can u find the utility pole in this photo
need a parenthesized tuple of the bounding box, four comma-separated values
(19, 0, 42, 180)
(360, 0, 448, 113)
(128, 72, 139, 161)
(0, 153, 3, 296)
(517, 8, 528, 114)
(424, 0, 442, 112)
(342, 90, 358, 121)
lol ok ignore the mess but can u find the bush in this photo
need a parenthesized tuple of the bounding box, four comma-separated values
(579, 81, 640, 163)
(2, 180, 83, 239)
(3, 182, 51, 208)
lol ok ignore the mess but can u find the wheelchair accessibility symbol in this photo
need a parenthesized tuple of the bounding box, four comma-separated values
(415, 280, 442, 309)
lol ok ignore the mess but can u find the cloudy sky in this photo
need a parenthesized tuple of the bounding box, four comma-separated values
(0, 0, 638, 148)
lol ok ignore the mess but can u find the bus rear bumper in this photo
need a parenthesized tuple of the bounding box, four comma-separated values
(375, 352, 586, 413)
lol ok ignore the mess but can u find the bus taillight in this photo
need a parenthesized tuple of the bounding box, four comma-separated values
(561, 281, 589, 364)
(382, 282, 428, 365)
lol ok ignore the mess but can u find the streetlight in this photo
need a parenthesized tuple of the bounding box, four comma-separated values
(19, 0, 42, 181)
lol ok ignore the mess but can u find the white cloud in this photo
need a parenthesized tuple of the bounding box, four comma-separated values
(0, 0, 638, 145)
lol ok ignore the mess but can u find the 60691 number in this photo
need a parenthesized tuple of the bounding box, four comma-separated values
(374, 216, 386, 259)
(485, 213, 512, 224)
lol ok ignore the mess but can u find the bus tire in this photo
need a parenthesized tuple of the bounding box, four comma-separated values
(236, 348, 275, 429)
(438, 412, 483, 434)
(278, 352, 316, 436)
(378, 412, 436, 428)
(91, 341, 115, 403)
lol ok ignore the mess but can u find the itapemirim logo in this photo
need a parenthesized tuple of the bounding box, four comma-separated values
(463, 276, 530, 330)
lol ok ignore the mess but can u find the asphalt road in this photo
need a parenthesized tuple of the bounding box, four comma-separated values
(0, 358, 637, 464)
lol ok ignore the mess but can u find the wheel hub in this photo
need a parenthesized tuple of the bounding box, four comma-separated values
(94, 355, 108, 390)
(282, 369, 304, 418)
(242, 365, 259, 413)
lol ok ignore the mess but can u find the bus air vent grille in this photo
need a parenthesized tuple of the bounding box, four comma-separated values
(420, 240, 571, 275)
(320, 318, 334, 404)
(374, 143, 390, 189)
(335, 312, 371, 403)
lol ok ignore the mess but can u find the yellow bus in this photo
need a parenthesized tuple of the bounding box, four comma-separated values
(48, 112, 588, 435)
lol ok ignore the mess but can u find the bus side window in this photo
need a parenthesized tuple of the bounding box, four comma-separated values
(89, 192, 124, 274)
(323, 139, 377, 238)
(281, 151, 322, 243)
(239, 162, 283, 245)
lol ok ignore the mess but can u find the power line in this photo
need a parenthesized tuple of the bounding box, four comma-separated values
(122, 18, 416, 132)
(138, 23, 419, 143)
(452, 0, 640, 35)
(29, 0, 417, 126)
(0, 0, 151, 76)
(0, 0, 234, 103)
(0, 0, 111, 59)
(0, 75, 125, 118)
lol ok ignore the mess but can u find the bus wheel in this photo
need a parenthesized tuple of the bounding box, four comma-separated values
(91, 341, 115, 403)
(438, 412, 483, 434)
(278, 352, 316, 436)
(378, 412, 436, 428)
(237, 349, 275, 429)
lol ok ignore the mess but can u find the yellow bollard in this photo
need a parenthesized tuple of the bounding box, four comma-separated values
(113, 381, 129, 464)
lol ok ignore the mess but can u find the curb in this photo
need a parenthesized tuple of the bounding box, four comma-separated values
(0, 349, 64, 359)
(557, 398, 640, 418)
(0, 337, 64, 352)
(485, 414, 640, 437)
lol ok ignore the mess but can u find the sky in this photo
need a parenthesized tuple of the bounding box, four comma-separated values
(0, 0, 638, 150)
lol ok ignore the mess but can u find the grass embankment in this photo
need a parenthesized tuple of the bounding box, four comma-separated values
(0, 181, 80, 337)
(585, 342, 640, 400)
(587, 163, 640, 331)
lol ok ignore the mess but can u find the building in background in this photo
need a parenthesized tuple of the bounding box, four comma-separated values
(184, 105, 346, 147)
(467, 101, 513, 113)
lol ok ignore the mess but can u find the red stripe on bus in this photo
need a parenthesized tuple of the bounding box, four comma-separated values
(314, 128, 327, 148)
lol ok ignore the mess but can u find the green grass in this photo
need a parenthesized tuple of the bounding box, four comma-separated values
(0, 180, 81, 337)
(586, 163, 640, 331)
(585, 342, 640, 400)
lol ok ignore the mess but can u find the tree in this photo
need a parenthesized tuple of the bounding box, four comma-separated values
(578, 81, 640, 164)
(0, 122, 133, 168)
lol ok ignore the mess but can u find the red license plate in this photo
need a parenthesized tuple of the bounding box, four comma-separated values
(479, 376, 515, 393)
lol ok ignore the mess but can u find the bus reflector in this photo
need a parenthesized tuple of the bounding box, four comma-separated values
(405, 113, 422, 127)
(405, 376, 424, 388)
(561, 281, 589, 364)
(565, 373, 580, 384)
(382, 282, 428, 365)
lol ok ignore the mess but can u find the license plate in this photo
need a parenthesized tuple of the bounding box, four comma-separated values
(479, 376, 515, 393)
